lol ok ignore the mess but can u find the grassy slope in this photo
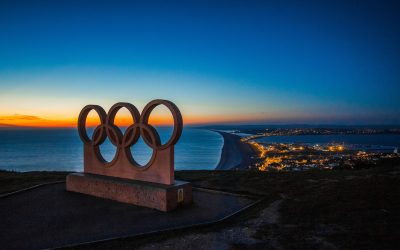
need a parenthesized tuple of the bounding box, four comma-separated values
(176, 164, 400, 249)
(1, 161, 399, 249)
(0, 170, 69, 195)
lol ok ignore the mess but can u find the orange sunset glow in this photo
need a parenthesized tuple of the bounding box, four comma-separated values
(0, 101, 295, 127)
(0, 114, 178, 128)
(0, 115, 256, 128)
(0, 110, 350, 128)
(0, 111, 317, 128)
(0, 112, 249, 127)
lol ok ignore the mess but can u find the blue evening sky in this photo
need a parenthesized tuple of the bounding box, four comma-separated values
(0, 0, 399, 125)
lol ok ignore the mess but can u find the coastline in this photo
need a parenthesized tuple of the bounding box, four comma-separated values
(214, 131, 256, 170)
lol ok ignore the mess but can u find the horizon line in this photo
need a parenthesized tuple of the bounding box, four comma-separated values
(1, 123, 400, 129)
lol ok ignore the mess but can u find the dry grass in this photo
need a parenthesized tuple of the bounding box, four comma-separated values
(0, 170, 69, 195)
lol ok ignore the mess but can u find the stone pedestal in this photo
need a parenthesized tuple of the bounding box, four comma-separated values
(66, 173, 192, 212)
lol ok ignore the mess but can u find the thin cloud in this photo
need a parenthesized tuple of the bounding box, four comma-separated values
(0, 114, 46, 121)
(0, 123, 21, 127)
(0, 114, 74, 127)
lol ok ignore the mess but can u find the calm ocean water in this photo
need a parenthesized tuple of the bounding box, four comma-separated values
(254, 134, 400, 151)
(0, 127, 223, 172)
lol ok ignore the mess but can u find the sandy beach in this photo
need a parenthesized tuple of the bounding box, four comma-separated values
(215, 131, 256, 170)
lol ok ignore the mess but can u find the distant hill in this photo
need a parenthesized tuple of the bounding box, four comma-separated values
(196, 124, 400, 130)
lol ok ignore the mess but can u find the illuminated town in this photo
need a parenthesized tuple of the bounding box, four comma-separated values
(238, 129, 400, 172)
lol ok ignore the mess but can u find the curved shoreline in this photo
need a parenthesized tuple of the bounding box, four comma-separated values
(214, 131, 255, 170)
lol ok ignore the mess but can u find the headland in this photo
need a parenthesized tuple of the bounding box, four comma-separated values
(214, 131, 256, 170)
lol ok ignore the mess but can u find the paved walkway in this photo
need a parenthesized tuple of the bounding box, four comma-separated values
(0, 183, 254, 250)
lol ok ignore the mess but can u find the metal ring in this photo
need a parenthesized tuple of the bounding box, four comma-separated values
(140, 99, 183, 150)
(106, 102, 141, 146)
(77, 105, 107, 146)
(123, 123, 160, 169)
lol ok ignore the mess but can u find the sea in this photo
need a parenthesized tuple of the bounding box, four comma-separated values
(0, 127, 223, 172)
(253, 134, 400, 152)
(1, 128, 399, 172)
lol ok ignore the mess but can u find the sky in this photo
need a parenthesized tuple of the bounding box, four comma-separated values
(0, 0, 399, 127)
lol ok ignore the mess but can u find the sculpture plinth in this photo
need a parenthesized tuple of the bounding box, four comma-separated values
(66, 100, 192, 211)
(67, 173, 192, 211)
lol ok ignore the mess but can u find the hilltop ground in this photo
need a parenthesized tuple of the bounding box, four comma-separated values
(1, 160, 399, 249)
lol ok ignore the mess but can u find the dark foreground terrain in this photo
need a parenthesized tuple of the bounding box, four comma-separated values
(1, 161, 399, 249)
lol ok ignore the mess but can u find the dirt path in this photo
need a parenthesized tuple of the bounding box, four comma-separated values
(139, 196, 286, 250)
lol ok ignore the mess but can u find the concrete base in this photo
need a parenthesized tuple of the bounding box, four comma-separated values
(66, 173, 192, 212)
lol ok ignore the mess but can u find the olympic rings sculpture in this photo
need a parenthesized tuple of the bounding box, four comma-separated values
(78, 99, 183, 169)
